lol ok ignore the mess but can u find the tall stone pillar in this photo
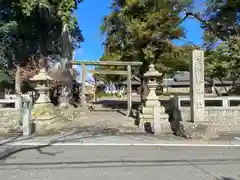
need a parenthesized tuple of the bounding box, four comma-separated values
(190, 50, 205, 123)
(81, 63, 87, 107)
(139, 64, 170, 134)
(127, 65, 132, 116)
(15, 66, 22, 109)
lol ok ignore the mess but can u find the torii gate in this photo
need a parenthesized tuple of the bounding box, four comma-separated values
(70, 60, 143, 117)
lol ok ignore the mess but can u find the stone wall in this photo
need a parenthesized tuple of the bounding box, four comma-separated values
(173, 96, 240, 133)
(0, 109, 22, 134)
(163, 86, 232, 94)
(180, 107, 240, 132)
(0, 97, 32, 135)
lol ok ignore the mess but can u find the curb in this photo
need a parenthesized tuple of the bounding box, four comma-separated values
(2, 139, 240, 147)
(4, 142, 240, 147)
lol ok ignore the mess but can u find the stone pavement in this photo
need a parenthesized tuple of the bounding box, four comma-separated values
(0, 146, 239, 180)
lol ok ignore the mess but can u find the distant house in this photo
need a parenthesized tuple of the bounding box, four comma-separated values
(162, 71, 233, 94)
(231, 79, 240, 95)
(116, 71, 233, 95)
(121, 76, 141, 93)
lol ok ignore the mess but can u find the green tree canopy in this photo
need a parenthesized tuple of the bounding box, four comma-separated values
(202, 0, 240, 94)
(100, 0, 193, 82)
(178, 0, 240, 95)
(0, 0, 84, 68)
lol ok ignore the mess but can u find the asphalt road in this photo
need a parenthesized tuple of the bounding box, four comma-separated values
(0, 145, 239, 180)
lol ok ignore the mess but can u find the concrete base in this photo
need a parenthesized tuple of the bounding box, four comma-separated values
(153, 120, 172, 135)
(139, 103, 171, 135)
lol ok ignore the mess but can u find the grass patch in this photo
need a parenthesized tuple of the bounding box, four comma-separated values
(96, 92, 119, 98)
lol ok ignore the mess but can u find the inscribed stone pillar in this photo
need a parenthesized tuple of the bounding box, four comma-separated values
(81, 63, 87, 107)
(22, 102, 32, 136)
(15, 66, 22, 109)
(127, 65, 132, 116)
(190, 50, 205, 122)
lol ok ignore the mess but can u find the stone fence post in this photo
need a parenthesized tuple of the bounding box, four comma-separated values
(22, 100, 32, 136)
(15, 95, 22, 110)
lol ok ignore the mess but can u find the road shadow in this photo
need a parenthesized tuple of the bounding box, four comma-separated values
(0, 134, 23, 146)
(0, 126, 123, 161)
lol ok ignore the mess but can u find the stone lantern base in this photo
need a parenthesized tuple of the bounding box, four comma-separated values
(31, 90, 65, 134)
(139, 103, 171, 134)
(32, 103, 59, 120)
(32, 102, 67, 134)
(32, 86, 59, 121)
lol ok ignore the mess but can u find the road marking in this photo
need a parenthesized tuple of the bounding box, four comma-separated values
(5, 142, 240, 147)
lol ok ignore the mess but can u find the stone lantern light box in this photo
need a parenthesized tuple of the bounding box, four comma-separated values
(30, 68, 53, 104)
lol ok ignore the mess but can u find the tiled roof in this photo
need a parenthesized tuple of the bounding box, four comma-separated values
(171, 71, 189, 81)
(162, 72, 233, 86)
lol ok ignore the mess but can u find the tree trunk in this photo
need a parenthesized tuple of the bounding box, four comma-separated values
(205, 78, 220, 96)
(15, 66, 21, 94)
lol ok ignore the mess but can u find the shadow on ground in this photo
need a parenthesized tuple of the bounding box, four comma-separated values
(93, 100, 140, 111)
(0, 125, 125, 161)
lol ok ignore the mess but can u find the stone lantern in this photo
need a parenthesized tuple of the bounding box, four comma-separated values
(30, 67, 58, 122)
(139, 64, 170, 134)
(144, 64, 161, 107)
(30, 68, 53, 104)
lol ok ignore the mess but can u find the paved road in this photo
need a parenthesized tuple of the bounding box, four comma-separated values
(0, 145, 239, 180)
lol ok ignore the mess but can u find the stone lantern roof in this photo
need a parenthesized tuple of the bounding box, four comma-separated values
(30, 68, 53, 81)
(144, 64, 162, 77)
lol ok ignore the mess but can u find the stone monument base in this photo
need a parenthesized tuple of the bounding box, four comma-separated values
(171, 120, 219, 140)
(139, 104, 172, 135)
(153, 118, 172, 135)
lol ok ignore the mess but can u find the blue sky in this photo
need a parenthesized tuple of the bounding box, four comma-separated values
(74, 0, 203, 81)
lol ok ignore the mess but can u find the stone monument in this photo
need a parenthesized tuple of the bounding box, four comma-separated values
(22, 101, 32, 136)
(15, 66, 22, 110)
(190, 50, 205, 122)
(139, 64, 170, 134)
(30, 67, 57, 120)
